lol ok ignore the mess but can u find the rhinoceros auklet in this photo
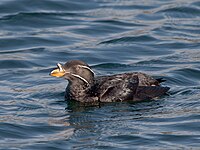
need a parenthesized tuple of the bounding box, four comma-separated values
(50, 60, 170, 103)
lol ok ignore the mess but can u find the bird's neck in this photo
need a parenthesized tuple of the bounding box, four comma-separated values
(65, 80, 90, 100)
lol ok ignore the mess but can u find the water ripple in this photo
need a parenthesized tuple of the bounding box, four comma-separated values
(0, 0, 200, 149)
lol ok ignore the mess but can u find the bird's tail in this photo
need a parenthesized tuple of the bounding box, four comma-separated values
(156, 78, 166, 83)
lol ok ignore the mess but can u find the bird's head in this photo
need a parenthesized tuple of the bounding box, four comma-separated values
(50, 60, 95, 86)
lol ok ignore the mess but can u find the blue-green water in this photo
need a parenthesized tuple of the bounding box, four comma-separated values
(0, 0, 200, 149)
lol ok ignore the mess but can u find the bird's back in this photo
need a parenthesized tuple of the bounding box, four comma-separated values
(91, 72, 169, 102)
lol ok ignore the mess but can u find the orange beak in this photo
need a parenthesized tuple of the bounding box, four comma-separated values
(50, 63, 66, 77)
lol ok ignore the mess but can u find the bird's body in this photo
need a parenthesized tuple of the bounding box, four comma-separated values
(50, 60, 169, 104)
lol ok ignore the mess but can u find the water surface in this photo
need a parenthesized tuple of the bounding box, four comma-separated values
(0, 0, 200, 149)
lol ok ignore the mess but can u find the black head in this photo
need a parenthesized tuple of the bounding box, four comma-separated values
(50, 60, 95, 86)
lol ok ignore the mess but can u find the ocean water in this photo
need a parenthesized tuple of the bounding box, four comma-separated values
(0, 0, 200, 149)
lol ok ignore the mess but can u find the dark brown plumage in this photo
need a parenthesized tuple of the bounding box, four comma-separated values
(50, 60, 170, 104)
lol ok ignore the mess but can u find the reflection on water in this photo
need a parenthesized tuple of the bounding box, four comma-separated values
(0, 0, 200, 149)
